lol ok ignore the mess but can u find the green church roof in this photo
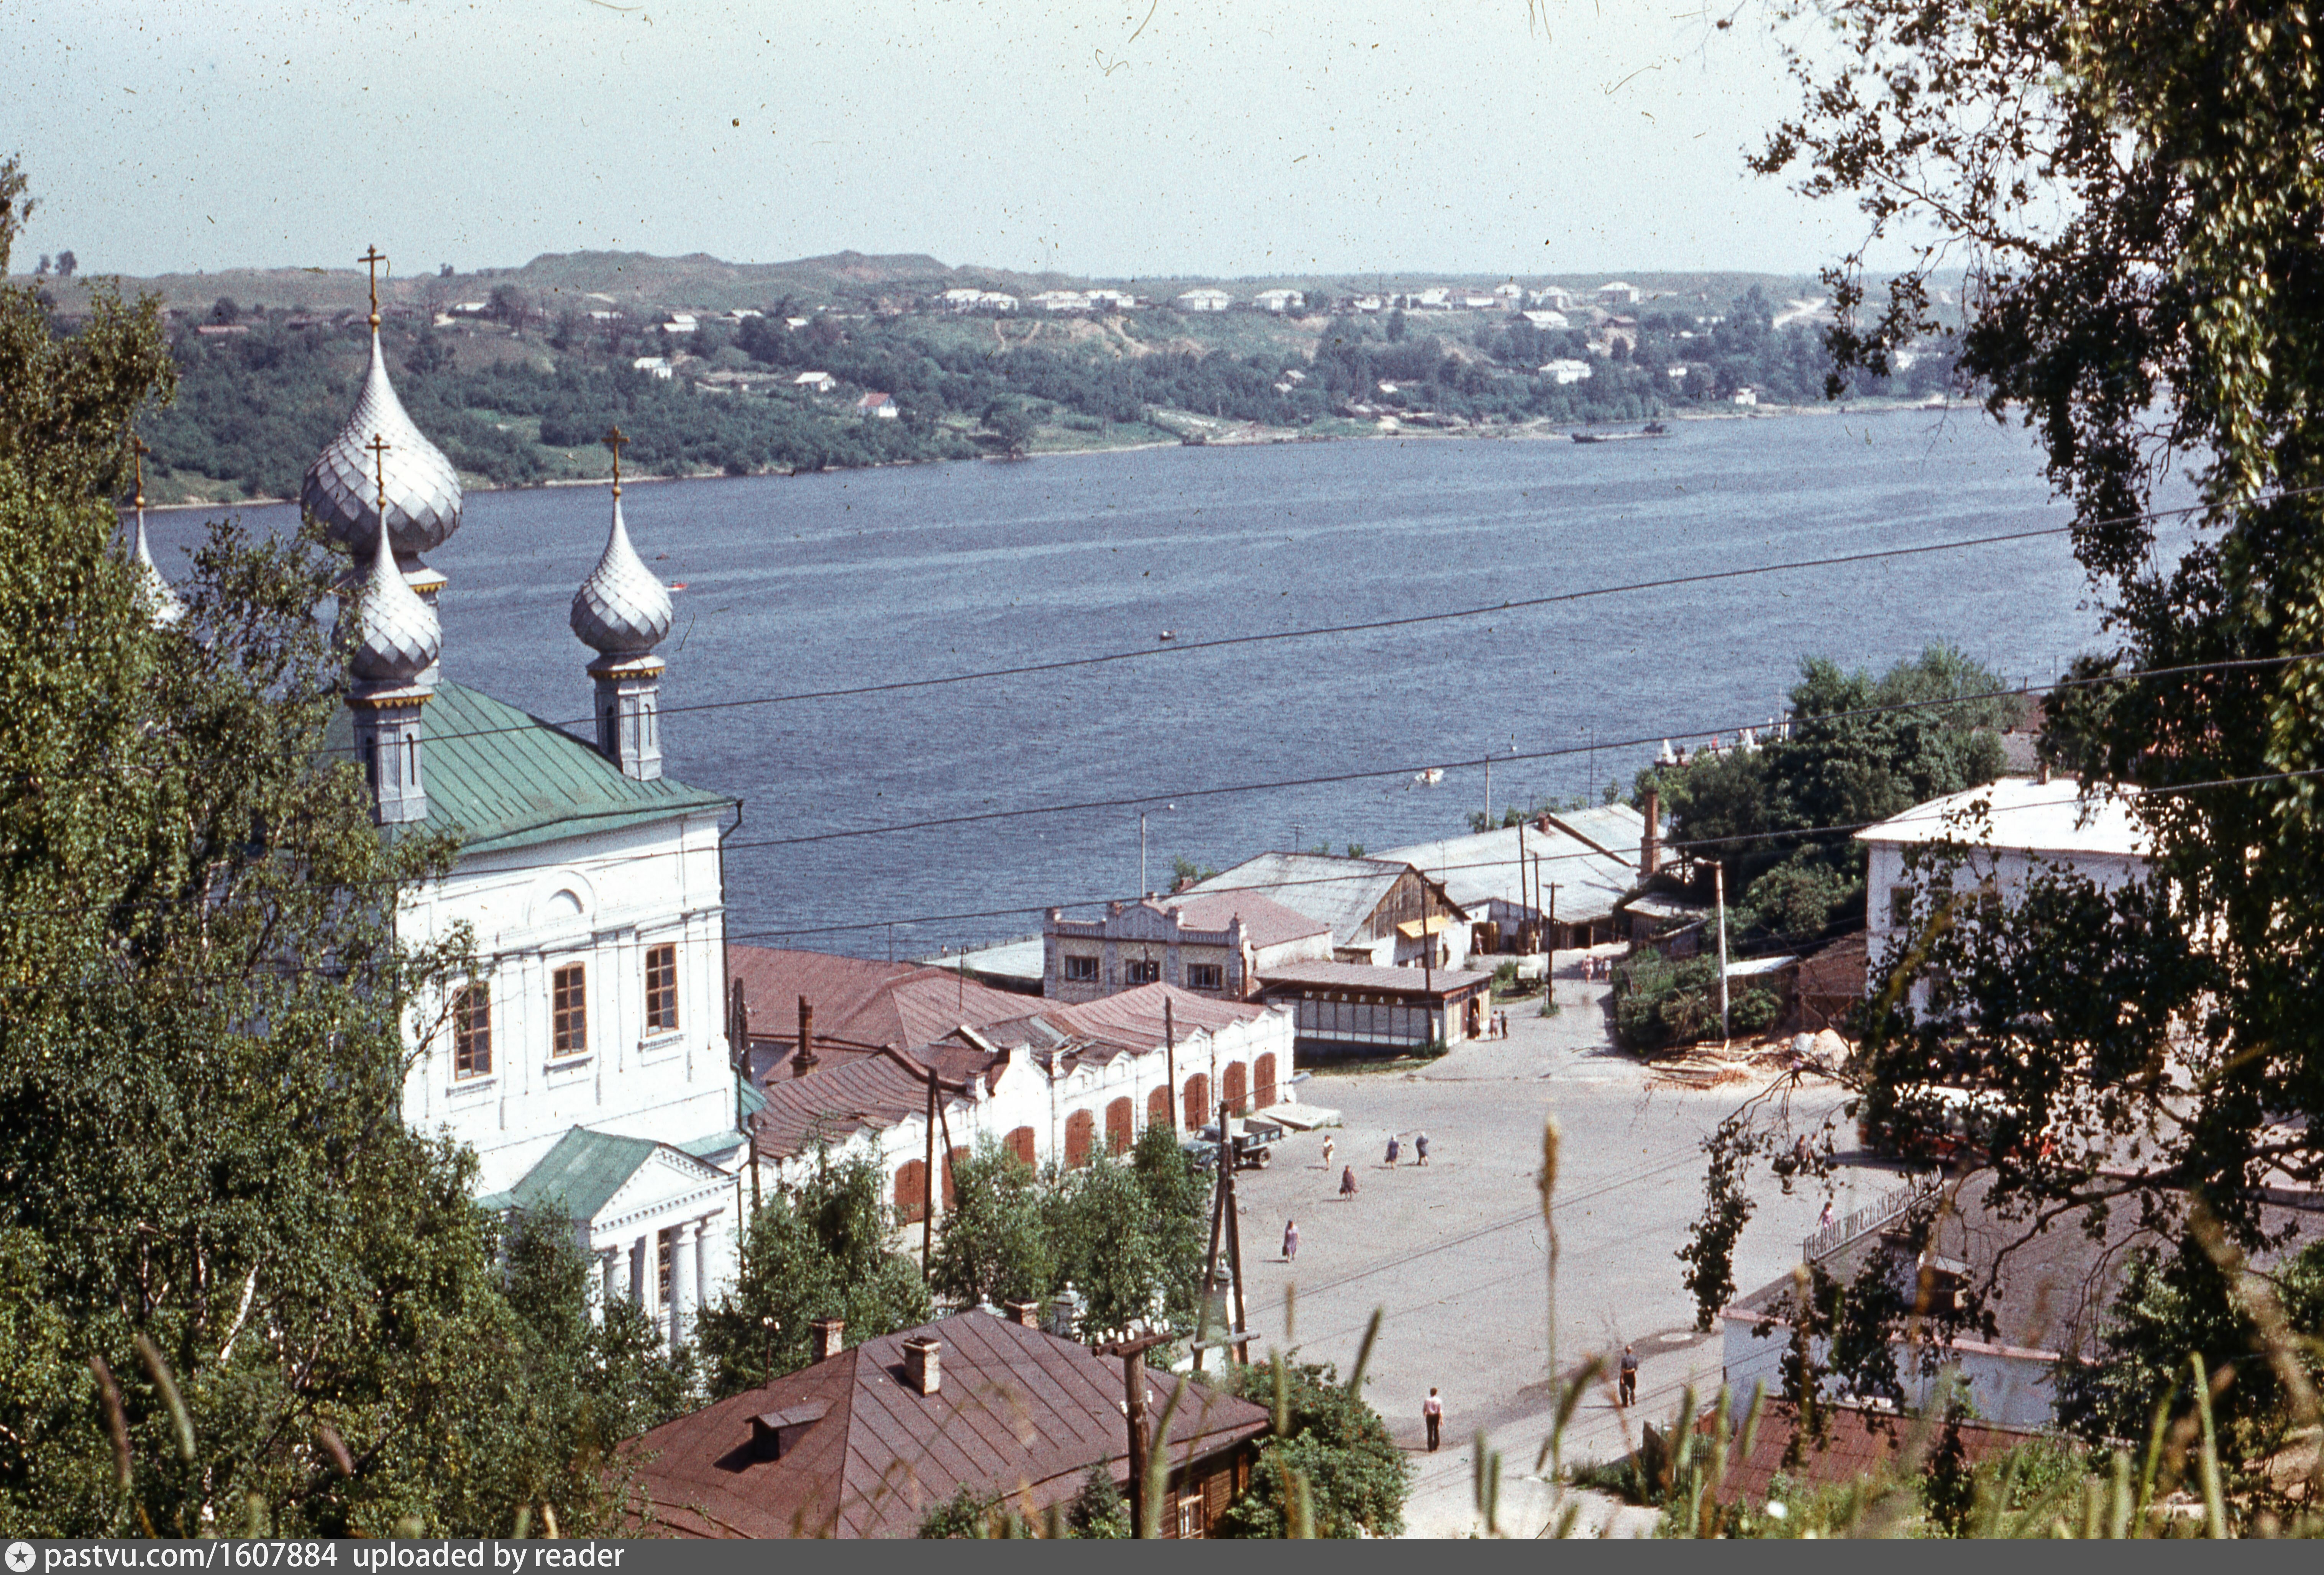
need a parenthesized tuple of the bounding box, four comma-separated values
(324, 680, 733, 855)
(498, 1127, 662, 1221)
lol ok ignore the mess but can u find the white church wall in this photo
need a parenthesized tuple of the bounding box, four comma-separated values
(400, 806, 739, 1197)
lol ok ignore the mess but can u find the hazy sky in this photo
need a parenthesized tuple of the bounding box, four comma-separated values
(5, 1, 1882, 280)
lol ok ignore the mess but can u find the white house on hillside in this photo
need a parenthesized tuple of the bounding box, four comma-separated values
(1856, 776, 2149, 1016)
(1175, 288, 1233, 312)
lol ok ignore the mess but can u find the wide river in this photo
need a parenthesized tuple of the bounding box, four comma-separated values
(161, 412, 2130, 959)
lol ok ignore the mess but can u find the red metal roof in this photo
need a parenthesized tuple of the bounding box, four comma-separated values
(729, 946, 1032, 1055)
(624, 1312, 1269, 1538)
(1162, 890, 1331, 950)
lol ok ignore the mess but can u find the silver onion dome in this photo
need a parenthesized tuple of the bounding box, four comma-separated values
(302, 331, 462, 560)
(338, 516, 441, 685)
(570, 492, 672, 657)
(130, 506, 185, 628)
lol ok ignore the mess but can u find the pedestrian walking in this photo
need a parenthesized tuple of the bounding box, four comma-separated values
(1618, 1345, 1638, 1408)
(1414, 1131, 1431, 1166)
(1385, 1134, 1401, 1166)
(1283, 1219, 1299, 1262)
(1424, 1388, 1444, 1451)
(1339, 1165, 1359, 1198)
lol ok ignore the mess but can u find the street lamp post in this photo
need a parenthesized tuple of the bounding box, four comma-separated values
(1139, 803, 1177, 896)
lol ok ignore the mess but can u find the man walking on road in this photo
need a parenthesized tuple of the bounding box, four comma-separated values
(1321, 1133, 1335, 1170)
(1618, 1345, 1638, 1408)
(1424, 1388, 1444, 1451)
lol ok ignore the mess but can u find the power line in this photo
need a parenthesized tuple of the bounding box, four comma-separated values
(724, 765, 2324, 945)
(22, 647, 2323, 919)
(318, 484, 2323, 755)
(15, 765, 2320, 991)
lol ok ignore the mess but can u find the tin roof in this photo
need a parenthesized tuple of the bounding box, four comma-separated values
(1380, 822, 1637, 925)
(1257, 960, 1494, 998)
(324, 681, 732, 855)
(624, 1311, 1269, 1538)
(1853, 776, 2147, 858)
(752, 1047, 952, 1162)
(728, 946, 1035, 1053)
(1186, 853, 1426, 946)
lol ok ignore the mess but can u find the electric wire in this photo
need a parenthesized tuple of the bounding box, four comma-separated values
(29, 647, 2323, 924)
(308, 482, 2324, 754)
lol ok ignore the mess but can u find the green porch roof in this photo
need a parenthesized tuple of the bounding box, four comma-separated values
(501, 1127, 661, 1221)
(324, 681, 733, 855)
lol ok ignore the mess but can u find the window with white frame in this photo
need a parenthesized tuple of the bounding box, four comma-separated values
(1064, 954, 1100, 983)
(1185, 962, 1224, 992)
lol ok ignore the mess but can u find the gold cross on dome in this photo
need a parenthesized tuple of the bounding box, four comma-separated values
(366, 432, 393, 520)
(359, 246, 388, 328)
(132, 436, 149, 510)
(604, 425, 627, 496)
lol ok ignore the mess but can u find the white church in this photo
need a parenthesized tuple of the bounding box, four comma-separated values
(284, 276, 749, 1349)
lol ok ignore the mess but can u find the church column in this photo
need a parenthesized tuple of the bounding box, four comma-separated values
(596, 1248, 618, 1321)
(690, 1212, 719, 1335)
(610, 1239, 634, 1311)
(670, 1220, 700, 1352)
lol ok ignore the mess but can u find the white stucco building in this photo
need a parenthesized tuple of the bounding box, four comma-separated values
(748, 985, 1299, 1232)
(1856, 775, 2150, 1016)
(1043, 891, 1331, 1003)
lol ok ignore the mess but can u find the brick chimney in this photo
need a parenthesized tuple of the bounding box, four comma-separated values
(901, 1335, 942, 1396)
(809, 1316, 845, 1362)
(1640, 787, 1661, 876)
(792, 995, 819, 1080)
(1001, 1298, 1042, 1327)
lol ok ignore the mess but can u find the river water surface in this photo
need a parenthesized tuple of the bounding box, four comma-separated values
(160, 412, 2127, 957)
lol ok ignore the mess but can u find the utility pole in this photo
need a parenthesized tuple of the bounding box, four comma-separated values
(1140, 810, 1149, 896)
(921, 1071, 937, 1282)
(1484, 750, 1491, 830)
(1715, 861, 1732, 1045)
(1164, 996, 1178, 1132)
(1547, 881, 1560, 1007)
(1095, 1331, 1175, 1536)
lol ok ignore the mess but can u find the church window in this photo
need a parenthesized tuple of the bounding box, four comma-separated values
(553, 964, 587, 1055)
(644, 943, 679, 1033)
(453, 984, 491, 1078)
(1123, 957, 1161, 986)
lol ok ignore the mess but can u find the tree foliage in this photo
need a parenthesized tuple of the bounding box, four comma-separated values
(0, 158, 667, 1536)
(693, 1146, 930, 1397)
(1214, 1358, 1409, 1539)
(1638, 643, 2021, 948)
(1677, 0, 2324, 1457)
(932, 1122, 1210, 1336)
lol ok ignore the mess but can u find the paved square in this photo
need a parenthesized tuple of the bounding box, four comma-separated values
(1216, 955, 1887, 1537)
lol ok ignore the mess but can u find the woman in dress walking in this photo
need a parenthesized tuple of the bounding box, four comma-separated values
(1340, 1165, 1359, 1198)
(1385, 1134, 1401, 1166)
(1283, 1219, 1299, 1262)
